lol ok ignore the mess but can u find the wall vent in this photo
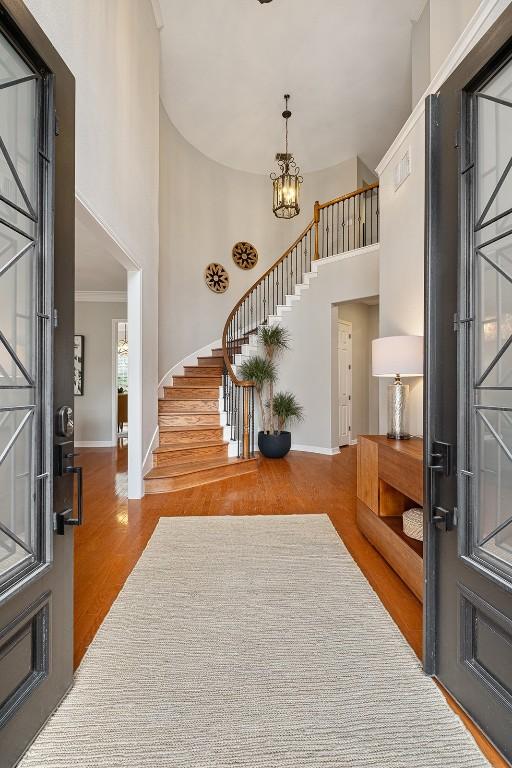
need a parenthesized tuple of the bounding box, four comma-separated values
(394, 148, 411, 191)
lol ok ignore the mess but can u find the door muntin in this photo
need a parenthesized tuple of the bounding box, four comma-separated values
(0, 26, 53, 603)
(460, 52, 512, 590)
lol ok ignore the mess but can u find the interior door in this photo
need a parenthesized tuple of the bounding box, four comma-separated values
(338, 320, 352, 446)
(425, 6, 512, 762)
(0, 3, 76, 766)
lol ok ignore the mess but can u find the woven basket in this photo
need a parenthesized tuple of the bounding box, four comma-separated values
(402, 508, 424, 541)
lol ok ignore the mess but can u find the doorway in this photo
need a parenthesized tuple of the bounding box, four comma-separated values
(336, 299, 380, 447)
(112, 319, 128, 445)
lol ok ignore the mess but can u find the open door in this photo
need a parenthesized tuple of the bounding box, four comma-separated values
(0, 3, 76, 766)
(425, 5, 512, 762)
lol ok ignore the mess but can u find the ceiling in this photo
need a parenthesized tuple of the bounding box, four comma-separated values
(75, 205, 127, 291)
(158, 0, 426, 175)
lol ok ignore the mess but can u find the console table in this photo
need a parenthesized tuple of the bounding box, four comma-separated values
(356, 435, 424, 601)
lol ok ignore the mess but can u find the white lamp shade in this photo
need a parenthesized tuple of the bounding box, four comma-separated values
(372, 335, 423, 377)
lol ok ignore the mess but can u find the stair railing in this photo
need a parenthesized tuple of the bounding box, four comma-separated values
(222, 182, 379, 459)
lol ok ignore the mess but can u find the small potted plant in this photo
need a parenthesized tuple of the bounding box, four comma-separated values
(239, 325, 304, 458)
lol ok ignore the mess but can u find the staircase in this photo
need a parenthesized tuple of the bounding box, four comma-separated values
(144, 346, 257, 494)
(145, 182, 379, 494)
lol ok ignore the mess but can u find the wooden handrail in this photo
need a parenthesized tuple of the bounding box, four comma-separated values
(221, 181, 379, 456)
(317, 181, 379, 211)
(222, 219, 315, 387)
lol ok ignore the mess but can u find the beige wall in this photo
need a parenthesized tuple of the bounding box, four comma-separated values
(338, 301, 379, 442)
(429, 0, 481, 78)
(74, 301, 127, 445)
(159, 106, 363, 379)
(411, 1, 430, 109)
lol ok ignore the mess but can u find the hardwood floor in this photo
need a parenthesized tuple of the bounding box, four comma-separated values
(74, 444, 508, 768)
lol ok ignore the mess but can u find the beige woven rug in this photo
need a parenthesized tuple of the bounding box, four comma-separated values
(21, 515, 489, 767)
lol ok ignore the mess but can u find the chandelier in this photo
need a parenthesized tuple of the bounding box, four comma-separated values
(271, 94, 302, 219)
(118, 323, 128, 357)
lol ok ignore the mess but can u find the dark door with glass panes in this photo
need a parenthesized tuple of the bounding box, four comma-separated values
(0, 3, 76, 766)
(425, 5, 512, 762)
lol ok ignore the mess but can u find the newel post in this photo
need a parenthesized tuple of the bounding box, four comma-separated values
(242, 386, 250, 459)
(313, 200, 320, 260)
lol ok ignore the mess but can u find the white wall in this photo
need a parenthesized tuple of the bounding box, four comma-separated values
(429, 0, 481, 78)
(376, 0, 510, 438)
(411, 1, 430, 109)
(74, 301, 127, 446)
(159, 106, 362, 379)
(338, 301, 380, 442)
(274, 245, 379, 454)
(24, 0, 160, 496)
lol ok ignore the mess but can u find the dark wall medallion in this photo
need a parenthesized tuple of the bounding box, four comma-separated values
(205, 262, 229, 293)
(232, 241, 258, 270)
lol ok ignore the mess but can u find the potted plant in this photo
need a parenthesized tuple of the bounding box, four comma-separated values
(239, 325, 304, 458)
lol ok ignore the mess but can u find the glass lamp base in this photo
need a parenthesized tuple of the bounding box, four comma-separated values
(387, 381, 410, 440)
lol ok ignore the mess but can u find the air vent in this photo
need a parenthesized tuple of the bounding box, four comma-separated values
(394, 148, 411, 191)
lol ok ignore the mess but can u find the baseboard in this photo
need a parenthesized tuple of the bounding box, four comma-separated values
(75, 440, 115, 448)
(290, 444, 340, 456)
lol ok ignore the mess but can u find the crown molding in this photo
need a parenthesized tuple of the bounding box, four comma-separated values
(75, 291, 127, 303)
(376, 0, 510, 176)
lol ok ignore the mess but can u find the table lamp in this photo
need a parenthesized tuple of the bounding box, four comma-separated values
(372, 335, 423, 439)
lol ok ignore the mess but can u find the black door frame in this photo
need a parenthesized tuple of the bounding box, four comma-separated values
(0, 2, 75, 765)
(425, 1, 512, 679)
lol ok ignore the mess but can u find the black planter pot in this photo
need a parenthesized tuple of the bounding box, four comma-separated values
(258, 430, 291, 458)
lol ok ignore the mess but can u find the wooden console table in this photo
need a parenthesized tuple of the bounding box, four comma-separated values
(356, 435, 424, 601)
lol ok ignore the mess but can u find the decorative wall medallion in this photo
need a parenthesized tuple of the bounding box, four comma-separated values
(205, 262, 229, 293)
(232, 241, 258, 270)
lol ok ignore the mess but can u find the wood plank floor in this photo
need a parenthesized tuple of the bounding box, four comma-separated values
(74, 444, 508, 768)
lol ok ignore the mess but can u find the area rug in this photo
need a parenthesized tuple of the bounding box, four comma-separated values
(20, 515, 489, 767)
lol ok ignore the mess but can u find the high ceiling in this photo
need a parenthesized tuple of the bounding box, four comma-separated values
(158, 0, 426, 175)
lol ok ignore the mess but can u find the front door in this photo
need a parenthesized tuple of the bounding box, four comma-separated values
(0, 3, 76, 766)
(338, 320, 352, 446)
(426, 6, 512, 762)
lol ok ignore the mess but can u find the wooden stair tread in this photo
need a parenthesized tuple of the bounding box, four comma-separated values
(145, 456, 256, 480)
(153, 440, 226, 454)
(159, 425, 222, 433)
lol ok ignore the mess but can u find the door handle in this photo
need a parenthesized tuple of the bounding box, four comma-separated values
(429, 441, 455, 531)
(55, 465, 83, 534)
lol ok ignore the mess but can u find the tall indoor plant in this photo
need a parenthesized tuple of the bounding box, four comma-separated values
(239, 326, 303, 458)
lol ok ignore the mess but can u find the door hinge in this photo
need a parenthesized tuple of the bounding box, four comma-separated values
(454, 128, 460, 148)
(348, 364, 352, 370)
(348, 395, 351, 401)
(53, 308, 58, 328)
(55, 112, 60, 136)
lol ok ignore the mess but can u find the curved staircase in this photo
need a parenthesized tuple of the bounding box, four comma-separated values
(145, 182, 379, 494)
(144, 346, 257, 494)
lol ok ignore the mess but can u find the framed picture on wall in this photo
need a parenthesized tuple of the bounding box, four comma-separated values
(74, 335, 84, 396)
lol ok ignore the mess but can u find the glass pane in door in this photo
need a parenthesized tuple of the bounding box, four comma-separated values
(0, 29, 47, 595)
(471, 56, 512, 572)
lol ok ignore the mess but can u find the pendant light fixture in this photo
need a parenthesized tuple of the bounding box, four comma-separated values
(271, 94, 303, 219)
(118, 323, 128, 357)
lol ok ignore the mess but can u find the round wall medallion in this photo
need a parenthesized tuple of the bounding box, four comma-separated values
(204, 262, 229, 293)
(232, 241, 258, 270)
